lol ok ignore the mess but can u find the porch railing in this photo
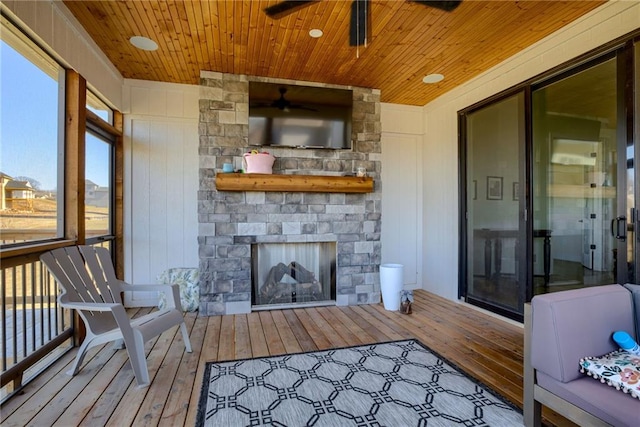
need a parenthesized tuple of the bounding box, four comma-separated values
(0, 240, 111, 402)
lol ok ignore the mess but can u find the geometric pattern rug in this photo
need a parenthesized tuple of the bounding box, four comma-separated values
(196, 339, 523, 426)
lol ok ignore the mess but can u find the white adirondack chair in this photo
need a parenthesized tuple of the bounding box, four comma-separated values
(40, 245, 192, 388)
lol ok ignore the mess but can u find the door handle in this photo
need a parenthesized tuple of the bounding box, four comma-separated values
(611, 216, 627, 241)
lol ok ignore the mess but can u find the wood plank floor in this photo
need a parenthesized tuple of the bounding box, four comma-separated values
(1, 290, 575, 426)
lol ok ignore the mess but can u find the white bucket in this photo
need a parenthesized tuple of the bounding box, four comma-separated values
(380, 263, 404, 311)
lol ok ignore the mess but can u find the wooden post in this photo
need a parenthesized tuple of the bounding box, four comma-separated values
(65, 70, 87, 342)
(113, 111, 124, 279)
(64, 70, 87, 245)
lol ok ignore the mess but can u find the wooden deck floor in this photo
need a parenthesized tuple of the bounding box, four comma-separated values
(1, 290, 575, 426)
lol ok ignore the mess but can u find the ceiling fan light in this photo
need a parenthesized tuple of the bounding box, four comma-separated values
(309, 29, 323, 38)
(422, 73, 444, 84)
(129, 36, 158, 51)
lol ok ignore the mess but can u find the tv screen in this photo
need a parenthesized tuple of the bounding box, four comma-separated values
(249, 82, 353, 149)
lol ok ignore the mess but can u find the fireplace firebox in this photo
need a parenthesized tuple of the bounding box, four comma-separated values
(251, 242, 336, 309)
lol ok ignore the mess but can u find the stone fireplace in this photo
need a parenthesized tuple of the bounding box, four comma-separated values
(198, 71, 382, 315)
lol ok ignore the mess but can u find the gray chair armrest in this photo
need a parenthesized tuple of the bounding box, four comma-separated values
(623, 283, 640, 339)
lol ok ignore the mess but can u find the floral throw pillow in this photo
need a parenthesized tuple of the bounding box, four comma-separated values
(157, 268, 200, 312)
(580, 350, 640, 399)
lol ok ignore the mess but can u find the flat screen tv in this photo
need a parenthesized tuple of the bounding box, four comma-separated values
(248, 82, 353, 149)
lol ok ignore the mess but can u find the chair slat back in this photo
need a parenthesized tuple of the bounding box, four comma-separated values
(41, 246, 120, 305)
(78, 246, 122, 304)
(41, 248, 98, 304)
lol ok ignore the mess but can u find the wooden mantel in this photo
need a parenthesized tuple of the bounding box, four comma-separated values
(215, 173, 374, 193)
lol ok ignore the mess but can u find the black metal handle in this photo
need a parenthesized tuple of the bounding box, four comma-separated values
(612, 216, 627, 241)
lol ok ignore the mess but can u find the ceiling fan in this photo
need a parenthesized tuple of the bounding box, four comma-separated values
(263, 0, 462, 46)
(251, 87, 317, 112)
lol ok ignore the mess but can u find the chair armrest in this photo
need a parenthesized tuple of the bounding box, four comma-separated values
(59, 301, 121, 312)
(119, 283, 177, 293)
(119, 283, 183, 311)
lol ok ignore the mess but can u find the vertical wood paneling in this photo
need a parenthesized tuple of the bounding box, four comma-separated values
(381, 132, 420, 288)
(34, 2, 54, 43)
(422, 109, 459, 301)
(165, 90, 185, 118)
(165, 123, 185, 266)
(148, 122, 168, 280)
(148, 88, 169, 117)
(9, 1, 37, 35)
(123, 80, 198, 304)
(182, 123, 199, 264)
(129, 119, 152, 286)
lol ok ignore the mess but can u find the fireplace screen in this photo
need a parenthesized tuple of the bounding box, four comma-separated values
(252, 242, 336, 307)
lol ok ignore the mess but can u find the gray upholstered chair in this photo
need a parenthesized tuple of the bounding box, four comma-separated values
(524, 284, 639, 427)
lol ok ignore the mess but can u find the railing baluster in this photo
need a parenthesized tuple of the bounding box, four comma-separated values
(30, 262, 36, 355)
(21, 264, 27, 361)
(11, 267, 17, 365)
(49, 265, 55, 340)
(2, 269, 7, 372)
(39, 261, 46, 344)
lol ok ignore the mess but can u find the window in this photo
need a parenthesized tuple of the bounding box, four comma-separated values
(0, 18, 64, 246)
(87, 89, 113, 124)
(84, 126, 114, 241)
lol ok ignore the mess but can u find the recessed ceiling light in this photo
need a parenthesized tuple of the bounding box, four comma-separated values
(422, 73, 444, 84)
(309, 29, 323, 38)
(129, 36, 158, 51)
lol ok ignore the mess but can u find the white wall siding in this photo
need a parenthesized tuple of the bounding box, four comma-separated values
(381, 104, 424, 290)
(123, 80, 199, 304)
(2, 0, 123, 108)
(421, 1, 640, 302)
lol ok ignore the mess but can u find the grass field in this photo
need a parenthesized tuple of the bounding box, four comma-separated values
(2, 198, 110, 300)
(1, 198, 109, 242)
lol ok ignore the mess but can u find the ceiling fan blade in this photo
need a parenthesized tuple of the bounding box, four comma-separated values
(249, 103, 272, 109)
(264, 0, 320, 19)
(409, 0, 462, 12)
(289, 104, 318, 112)
(349, 0, 371, 47)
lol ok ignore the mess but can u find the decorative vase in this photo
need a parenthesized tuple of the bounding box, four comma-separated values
(380, 263, 404, 311)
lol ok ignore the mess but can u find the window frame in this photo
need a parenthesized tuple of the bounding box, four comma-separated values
(84, 110, 117, 247)
(0, 16, 66, 249)
(0, 18, 124, 259)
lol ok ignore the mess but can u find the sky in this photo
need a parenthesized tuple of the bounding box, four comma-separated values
(1, 40, 109, 191)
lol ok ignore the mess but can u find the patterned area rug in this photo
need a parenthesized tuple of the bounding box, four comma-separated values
(196, 339, 523, 426)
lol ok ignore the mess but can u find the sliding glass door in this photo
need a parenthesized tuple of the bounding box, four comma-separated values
(462, 93, 526, 319)
(460, 39, 637, 321)
(532, 55, 627, 294)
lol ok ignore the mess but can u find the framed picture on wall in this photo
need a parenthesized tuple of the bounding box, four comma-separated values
(487, 176, 503, 200)
(513, 182, 519, 201)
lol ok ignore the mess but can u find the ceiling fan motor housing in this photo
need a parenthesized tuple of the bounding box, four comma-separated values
(264, 0, 462, 47)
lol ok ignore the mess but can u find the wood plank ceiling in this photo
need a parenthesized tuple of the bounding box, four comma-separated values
(62, 0, 606, 106)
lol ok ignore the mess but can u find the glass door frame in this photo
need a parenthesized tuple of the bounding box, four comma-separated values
(458, 36, 638, 322)
(458, 88, 530, 322)
(527, 50, 627, 292)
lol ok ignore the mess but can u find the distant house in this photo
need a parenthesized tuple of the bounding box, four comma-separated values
(4, 178, 35, 210)
(85, 179, 109, 208)
(0, 172, 11, 210)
